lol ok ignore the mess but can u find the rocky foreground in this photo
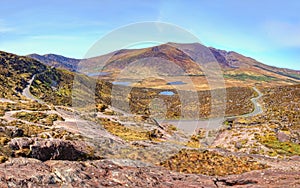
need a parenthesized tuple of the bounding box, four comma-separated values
(1, 156, 300, 187)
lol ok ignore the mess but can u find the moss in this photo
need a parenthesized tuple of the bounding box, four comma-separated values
(224, 73, 277, 82)
(160, 149, 268, 176)
(0, 101, 49, 114)
(256, 132, 300, 156)
(99, 118, 161, 141)
(13, 112, 64, 126)
(14, 148, 31, 157)
(165, 124, 178, 134)
(186, 135, 201, 148)
(7, 121, 48, 136)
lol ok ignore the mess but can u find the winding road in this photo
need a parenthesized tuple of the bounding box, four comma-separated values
(21, 75, 264, 141)
(227, 87, 263, 119)
(22, 75, 45, 104)
(164, 87, 264, 134)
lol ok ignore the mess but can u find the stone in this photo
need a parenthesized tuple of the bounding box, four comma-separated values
(5, 126, 24, 137)
(29, 139, 93, 161)
(277, 131, 290, 142)
(9, 137, 34, 150)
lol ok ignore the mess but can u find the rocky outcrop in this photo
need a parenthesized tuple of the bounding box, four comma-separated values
(8, 138, 96, 161)
(9, 137, 33, 150)
(0, 158, 300, 187)
(30, 139, 94, 161)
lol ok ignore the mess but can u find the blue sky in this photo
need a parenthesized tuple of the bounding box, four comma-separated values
(0, 0, 299, 70)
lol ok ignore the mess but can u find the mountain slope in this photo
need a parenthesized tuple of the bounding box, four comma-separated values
(28, 54, 80, 72)
(29, 43, 300, 87)
(0, 51, 47, 99)
(0, 51, 91, 106)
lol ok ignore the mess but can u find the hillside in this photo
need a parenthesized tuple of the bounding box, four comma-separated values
(28, 53, 80, 72)
(0, 51, 47, 99)
(30, 43, 300, 90)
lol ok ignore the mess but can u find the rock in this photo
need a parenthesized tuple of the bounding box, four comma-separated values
(234, 141, 243, 150)
(29, 139, 94, 161)
(9, 137, 34, 150)
(277, 131, 290, 142)
(148, 129, 163, 139)
(5, 126, 24, 137)
(1, 158, 300, 187)
(0, 127, 5, 132)
(0, 158, 215, 187)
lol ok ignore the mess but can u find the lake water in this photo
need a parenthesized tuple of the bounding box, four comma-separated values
(159, 91, 175, 96)
(112, 81, 132, 86)
(88, 72, 111, 77)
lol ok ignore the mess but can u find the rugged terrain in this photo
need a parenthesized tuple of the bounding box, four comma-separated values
(0, 47, 299, 187)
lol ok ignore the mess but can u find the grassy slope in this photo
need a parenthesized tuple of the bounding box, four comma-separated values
(0, 51, 47, 99)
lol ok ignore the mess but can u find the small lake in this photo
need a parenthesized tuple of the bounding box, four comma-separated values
(167, 81, 187, 85)
(112, 81, 132, 86)
(88, 72, 111, 77)
(159, 91, 175, 96)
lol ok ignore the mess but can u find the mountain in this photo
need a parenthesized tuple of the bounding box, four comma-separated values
(28, 53, 80, 72)
(30, 43, 300, 89)
(29, 43, 300, 82)
(167, 42, 300, 81)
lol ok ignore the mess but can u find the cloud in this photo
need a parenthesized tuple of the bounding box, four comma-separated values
(264, 21, 300, 47)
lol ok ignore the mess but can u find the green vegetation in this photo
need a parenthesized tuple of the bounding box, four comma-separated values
(254, 65, 300, 81)
(256, 132, 300, 156)
(13, 112, 64, 126)
(224, 73, 277, 82)
(30, 68, 74, 106)
(99, 118, 163, 141)
(0, 51, 47, 99)
(160, 149, 268, 176)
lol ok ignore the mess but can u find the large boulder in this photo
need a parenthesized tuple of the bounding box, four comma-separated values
(30, 139, 94, 161)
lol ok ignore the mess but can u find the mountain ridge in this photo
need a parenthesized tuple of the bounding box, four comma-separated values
(27, 43, 300, 78)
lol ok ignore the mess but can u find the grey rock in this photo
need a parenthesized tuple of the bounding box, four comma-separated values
(9, 137, 34, 150)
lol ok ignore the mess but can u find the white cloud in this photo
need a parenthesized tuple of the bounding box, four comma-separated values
(264, 21, 300, 47)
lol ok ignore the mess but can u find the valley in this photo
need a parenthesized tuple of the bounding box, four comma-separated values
(0, 44, 299, 187)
